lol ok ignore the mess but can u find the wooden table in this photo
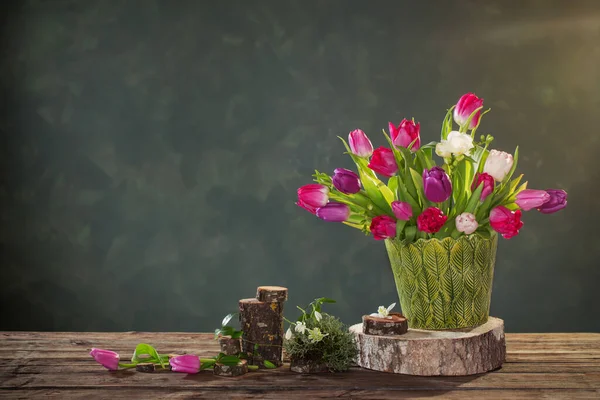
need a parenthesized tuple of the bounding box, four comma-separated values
(1, 332, 599, 399)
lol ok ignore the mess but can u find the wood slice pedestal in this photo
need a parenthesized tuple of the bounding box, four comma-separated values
(350, 316, 505, 376)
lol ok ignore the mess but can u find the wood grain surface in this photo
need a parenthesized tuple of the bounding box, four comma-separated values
(1, 331, 599, 399)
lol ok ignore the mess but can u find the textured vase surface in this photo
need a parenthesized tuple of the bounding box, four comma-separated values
(385, 233, 498, 330)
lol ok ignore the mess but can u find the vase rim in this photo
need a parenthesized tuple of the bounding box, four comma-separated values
(386, 231, 498, 245)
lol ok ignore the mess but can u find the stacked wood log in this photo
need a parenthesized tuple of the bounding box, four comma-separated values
(218, 337, 241, 356)
(362, 312, 408, 336)
(214, 359, 248, 377)
(239, 286, 288, 368)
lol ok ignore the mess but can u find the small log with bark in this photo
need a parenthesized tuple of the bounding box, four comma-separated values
(362, 312, 408, 336)
(213, 359, 248, 377)
(256, 286, 288, 303)
(219, 337, 241, 356)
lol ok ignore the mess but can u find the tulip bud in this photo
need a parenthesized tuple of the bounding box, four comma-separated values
(370, 215, 397, 240)
(490, 206, 524, 239)
(454, 93, 484, 129)
(455, 212, 478, 235)
(332, 168, 361, 194)
(89, 348, 120, 371)
(483, 149, 514, 182)
(417, 207, 448, 233)
(471, 172, 495, 201)
(391, 201, 412, 221)
(368, 147, 398, 177)
(170, 355, 201, 374)
(296, 184, 329, 214)
(389, 119, 420, 151)
(515, 189, 551, 211)
(348, 129, 374, 158)
(422, 166, 452, 203)
(536, 189, 567, 214)
(316, 202, 350, 222)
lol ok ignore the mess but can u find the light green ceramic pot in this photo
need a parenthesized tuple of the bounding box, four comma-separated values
(385, 233, 498, 330)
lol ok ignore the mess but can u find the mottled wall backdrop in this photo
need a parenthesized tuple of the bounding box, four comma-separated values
(1, 0, 599, 332)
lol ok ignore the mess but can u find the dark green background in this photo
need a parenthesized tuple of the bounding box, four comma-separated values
(1, 0, 598, 333)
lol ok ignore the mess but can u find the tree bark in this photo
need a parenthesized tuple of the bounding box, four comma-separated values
(351, 316, 506, 376)
(219, 337, 241, 356)
(239, 298, 284, 367)
(256, 286, 288, 303)
(362, 312, 408, 336)
(290, 358, 329, 374)
(213, 360, 248, 377)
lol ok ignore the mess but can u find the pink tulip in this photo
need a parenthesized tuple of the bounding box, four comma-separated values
(391, 201, 412, 221)
(170, 355, 200, 374)
(389, 119, 421, 151)
(454, 93, 484, 129)
(316, 202, 350, 222)
(515, 189, 551, 211)
(348, 129, 373, 158)
(490, 206, 524, 239)
(370, 215, 397, 240)
(89, 348, 120, 371)
(368, 147, 398, 177)
(296, 184, 329, 214)
(537, 189, 568, 214)
(471, 172, 495, 201)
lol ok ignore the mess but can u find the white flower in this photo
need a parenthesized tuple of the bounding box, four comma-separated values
(307, 327, 328, 343)
(455, 212, 478, 235)
(285, 327, 293, 340)
(435, 131, 474, 158)
(314, 311, 322, 321)
(370, 302, 396, 319)
(295, 321, 307, 334)
(483, 149, 514, 182)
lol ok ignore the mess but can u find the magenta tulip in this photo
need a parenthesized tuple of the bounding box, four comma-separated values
(89, 348, 120, 371)
(471, 172, 495, 201)
(348, 129, 373, 158)
(423, 167, 452, 203)
(454, 93, 484, 129)
(316, 202, 350, 222)
(296, 184, 329, 214)
(536, 189, 568, 214)
(389, 119, 421, 151)
(515, 189, 551, 211)
(391, 201, 412, 221)
(368, 147, 398, 177)
(370, 215, 397, 240)
(332, 168, 361, 194)
(490, 206, 524, 239)
(170, 355, 200, 374)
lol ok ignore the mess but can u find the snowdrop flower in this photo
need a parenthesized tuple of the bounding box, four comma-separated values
(435, 131, 474, 158)
(285, 327, 293, 340)
(370, 303, 396, 319)
(295, 321, 307, 334)
(307, 328, 328, 343)
(314, 311, 322, 321)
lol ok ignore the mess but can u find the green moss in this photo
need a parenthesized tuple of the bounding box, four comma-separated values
(284, 314, 357, 372)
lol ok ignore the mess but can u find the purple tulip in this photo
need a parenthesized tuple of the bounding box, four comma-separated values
(348, 129, 374, 158)
(454, 93, 484, 129)
(536, 189, 567, 214)
(170, 355, 200, 374)
(332, 168, 361, 194)
(296, 184, 329, 214)
(89, 348, 120, 371)
(515, 189, 551, 211)
(391, 201, 412, 221)
(389, 119, 421, 151)
(422, 167, 452, 203)
(316, 202, 350, 222)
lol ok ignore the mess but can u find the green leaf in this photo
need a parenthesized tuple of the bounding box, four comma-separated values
(501, 146, 519, 185)
(132, 343, 165, 368)
(409, 168, 425, 206)
(464, 183, 484, 214)
(459, 106, 483, 134)
(441, 106, 455, 140)
(404, 226, 417, 243)
(317, 297, 336, 304)
(219, 355, 242, 366)
(263, 360, 277, 369)
(388, 176, 399, 200)
(200, 360, 216, 370)
(382, 129, 405, 173)
(231, 330, 243, 339)
(221, 313, 237, 327)
(395, 219, 407, 240)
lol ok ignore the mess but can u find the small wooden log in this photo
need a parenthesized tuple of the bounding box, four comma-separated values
(219, 337, 241, 356)
(239, 298, 284, 367)
(362, 312, 408, 336)
(135, 363, 155, 373)
(213, 360, 248, 377)
(256, 286, 288, 303)
(351, 316, 506, 376)
(290, 358, 328, 374)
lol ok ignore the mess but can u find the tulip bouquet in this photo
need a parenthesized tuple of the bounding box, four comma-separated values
(296, 93, 567, 242)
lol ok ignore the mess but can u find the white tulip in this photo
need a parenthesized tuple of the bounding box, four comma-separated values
(455, 212, 479, 235)
(437, 131, 474, 158)
(484, 149, 514, 182)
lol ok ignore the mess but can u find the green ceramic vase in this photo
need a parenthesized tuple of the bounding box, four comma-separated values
(385, 233, 498, 330)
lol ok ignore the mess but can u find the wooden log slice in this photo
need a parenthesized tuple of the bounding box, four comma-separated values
(135, 363, 155, 373)
(239, 298, 284, 367)
(290, 358, 329, 374)
(350, 316, 506, 376)
(213, 360, 248, 377)
(362, 312, 408, 336)
(219, 337, 241, 356)
(256, 286, 288, 303)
